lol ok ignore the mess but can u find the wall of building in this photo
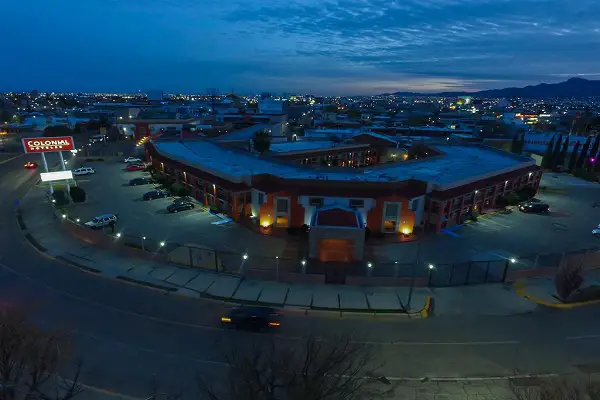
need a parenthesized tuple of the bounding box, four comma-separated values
(366, 196, 416, 235)
(298, 196, 375, 226)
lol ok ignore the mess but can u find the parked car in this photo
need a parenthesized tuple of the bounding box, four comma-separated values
(124, 157, 142, 163)
(593, 228, 600, 237)
(73, 167, 95, 176)
(24, 161, 37, 169)
(84, 214, 117, 229)
(172, 196, 195, 205)
(220, 307, 282, 331)
(143, 189, 170, 200)
(129, 177, 153, 186)
(518, 202, 550, 213)
(167, 201, 195, 213)
(125, 164, 144, 172)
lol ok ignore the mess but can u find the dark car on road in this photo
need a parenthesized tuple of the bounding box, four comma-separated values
(518, 202, 550, 214)
(129, 177, 153, 186)
(143, 189, 170, 201)
(166, 201, 195, 213)
(221, 307, 282, 331)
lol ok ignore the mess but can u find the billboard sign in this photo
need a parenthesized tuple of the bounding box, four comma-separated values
(40, 170, 73, 182)
(22, 136, 75, 153)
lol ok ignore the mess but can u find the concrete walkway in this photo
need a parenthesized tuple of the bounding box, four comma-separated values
(18, 186, 542, 317)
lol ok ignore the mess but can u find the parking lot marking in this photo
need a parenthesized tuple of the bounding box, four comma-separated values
(479, 218, 511, 229)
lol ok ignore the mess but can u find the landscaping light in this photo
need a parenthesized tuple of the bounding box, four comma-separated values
(367, 262, 373, 268)
(61, 214, 66, 219)
(510, 258, 517, 263)
(394, 261, 398, 264)
(76, 218, 80, 223)
(116, 233, 121, 238)
(142, 236, 146, 240)
(301, 260, 306, 266)
(428, 264, 434, 270)
(159, 241, 165, 247)
(243, 254, 248, 260)
(52, 199, 56, 203)
(276, 256, 279, 259)
(262, 221, 269, 228)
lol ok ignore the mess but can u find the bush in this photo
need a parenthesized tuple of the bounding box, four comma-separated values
(516, 186, 537, 202)
(573, 168, 599, 182)
(69, 186, 86, 203)
(52, 190, 69, 206)
(209, 205, 219, 214)
(171, 183, 191, 197)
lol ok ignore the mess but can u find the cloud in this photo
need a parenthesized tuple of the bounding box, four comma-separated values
(2, 0, 600, 93)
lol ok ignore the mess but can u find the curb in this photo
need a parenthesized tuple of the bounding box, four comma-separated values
(512, 282, 600, 309)
(17, 213, 434, 318)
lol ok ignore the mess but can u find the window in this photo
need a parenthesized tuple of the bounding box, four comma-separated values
(310, 197, 324, 207)
(383, 202, 400, 233)
(349, 199, 364, 208)
(276, 198, 289, 213)
(411, 199, 420, 211)
(258, 193, 264, 205)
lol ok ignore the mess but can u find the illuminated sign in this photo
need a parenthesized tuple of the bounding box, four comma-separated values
(40, 170, 73, 182)
(22, 136, 75, 153)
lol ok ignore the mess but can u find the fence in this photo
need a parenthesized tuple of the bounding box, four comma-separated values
(56, 213, 600, 287)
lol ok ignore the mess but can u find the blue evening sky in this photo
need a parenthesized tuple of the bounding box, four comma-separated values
(2, 0, 600, 95)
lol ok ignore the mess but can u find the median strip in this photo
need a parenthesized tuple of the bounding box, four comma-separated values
(24, 234, 47, 253)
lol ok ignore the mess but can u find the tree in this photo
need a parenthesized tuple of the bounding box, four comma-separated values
(557, 136, 569, 168)
(197, 335, 395, 400)
(252, 130, 271, 155)
(510, 134, 519, 154)
(551, 135, 563, 169)
(0, 307, 83, 400)
(575, 136, 592, 170)
(1, 110, 13, 124)
(568, 141, 580, 172)
(541, 136, 555, 169)
(588, 135, 600, 172)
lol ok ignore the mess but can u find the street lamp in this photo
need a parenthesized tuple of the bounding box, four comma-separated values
(159, 241, 165, 247)
(116, 233, 121, 238)
(243, 254, 248, 260)
(510, 258, 517, 264)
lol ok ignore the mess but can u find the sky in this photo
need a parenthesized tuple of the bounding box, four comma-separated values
(2, 0, 600, 95)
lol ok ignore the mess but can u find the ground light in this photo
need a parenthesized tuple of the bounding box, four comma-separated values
(242, 254, 248, 260)
(61, 214, 66, 219)
(510, 258, 517, 263)
(301, 260, 306, 266)
(76, 218, 80, 223)
(367, 262, 373, 268)
(428, 264, 434, 269)
(116, 233, 121, 238)
(159, 241, 165, 247)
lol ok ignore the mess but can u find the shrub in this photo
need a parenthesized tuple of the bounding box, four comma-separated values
(52, 190, 69, 206)
(365, 227, 371, 240)
(516, 186, 537, 202)
(573, 168, 598, 182)
(209, 205, 219, 214)
(171, 183, 191, 197)
(69, 186, 86, 203)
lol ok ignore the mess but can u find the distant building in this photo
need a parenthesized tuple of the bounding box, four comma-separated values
(258, 99, 284, 114)
(145, 90, 164, 102)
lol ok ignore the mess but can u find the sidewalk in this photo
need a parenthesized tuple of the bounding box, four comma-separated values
(514, 274, 600, 308)
(18, 186, 540, 318)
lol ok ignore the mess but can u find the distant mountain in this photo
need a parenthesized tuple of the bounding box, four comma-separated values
(390, 78, 600, 98)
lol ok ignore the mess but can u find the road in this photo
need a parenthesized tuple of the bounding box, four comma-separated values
(2, 154, 600, 398)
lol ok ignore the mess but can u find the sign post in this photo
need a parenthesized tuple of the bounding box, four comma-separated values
(22, 136, 75, 198)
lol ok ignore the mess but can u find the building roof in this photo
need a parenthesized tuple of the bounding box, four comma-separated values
(149, 138, 536, 191)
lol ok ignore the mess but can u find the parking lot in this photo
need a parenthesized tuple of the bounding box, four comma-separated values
(378, 174, 600, 266)
(65, 159, 287, 258)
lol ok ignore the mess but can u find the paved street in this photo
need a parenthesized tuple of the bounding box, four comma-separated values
(3, 154, 600, 398)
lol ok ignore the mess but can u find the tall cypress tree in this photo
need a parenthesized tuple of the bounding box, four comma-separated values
(558, 137, 569, 167)
(551, 134, 563, 168)
(510, 134, 519, 154)
(588, 135, 600, 172)
(568, 141, 580, 172)
(541, 136, 555, 169)
(576, 136, 592, 170)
